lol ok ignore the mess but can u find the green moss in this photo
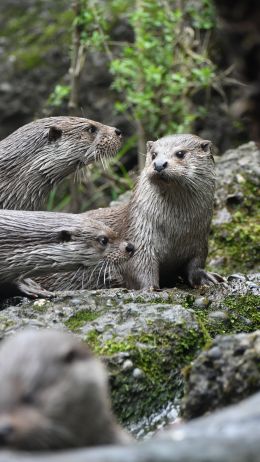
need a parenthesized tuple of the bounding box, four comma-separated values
(209, 180, 260, 274)
(192, 294, 260, 340)
(86, 321, 205, 424)
(0, 316, 15, 329)
(65, 309, 100, 331)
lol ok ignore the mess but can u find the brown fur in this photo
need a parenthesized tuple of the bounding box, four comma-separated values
(40, 134, 224, 291)
(0, 210, 134, 298)
(0, 117, 122, 210)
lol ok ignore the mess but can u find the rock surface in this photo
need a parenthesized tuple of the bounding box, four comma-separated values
(182, 329, 260, 419)
(0, 141, 259, 454)
(0, 274, 259, 437)
(1, 391, 260, 461)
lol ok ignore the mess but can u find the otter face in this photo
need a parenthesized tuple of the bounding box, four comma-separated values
(80, 223, 135, 288)
(145, 134, 215, 186)
(36, 117, 123, 184)
(50, 117, 123, 168)
(0, 330, 112, 450)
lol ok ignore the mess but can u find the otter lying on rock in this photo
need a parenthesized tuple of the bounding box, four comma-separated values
(0, 329, 131, 450)
(0, 210, 134, 298)
(41, 134, 224, 291)
(0, 117, 122, 210)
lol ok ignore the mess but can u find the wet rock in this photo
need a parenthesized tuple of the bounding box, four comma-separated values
(182, 330, 260, 419)
(2, 392, 260, 461)
(0, 276, 259, 435)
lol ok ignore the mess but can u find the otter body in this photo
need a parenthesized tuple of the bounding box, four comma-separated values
(0, 117, 122, 210)
(0, 210, 134, 298)
(43, 134, 222, 290)
(0, 329, 130, 450)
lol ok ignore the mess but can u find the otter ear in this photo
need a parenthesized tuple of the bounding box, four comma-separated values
(146, 141, 154, 152)
(48, 126, 62, 142)
(58, 230, 72, 243)
(200, 140, 212, 153)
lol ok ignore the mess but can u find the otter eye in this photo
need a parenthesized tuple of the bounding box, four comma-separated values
(87, 125, 97, 134)
(175, 150, 186, 159)
(97, 235, 109, 246)
(151, 152, 157, 160)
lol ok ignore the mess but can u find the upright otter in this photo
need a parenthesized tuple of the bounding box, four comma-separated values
(0, 210, 134, 298)
(0, 116, 122, 210)
(42, 134, 224, 291)
(0, 329, 130, 450)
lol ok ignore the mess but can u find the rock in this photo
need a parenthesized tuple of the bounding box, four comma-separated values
(208, 141, 260, 275)
(2, 392, 260, 461)
(0, 275, 259, 436)
(182, 330, 260, 419)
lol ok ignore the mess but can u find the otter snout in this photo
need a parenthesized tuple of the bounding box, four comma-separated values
(120, 242, 135, 256)
(153, 160, 168, 172)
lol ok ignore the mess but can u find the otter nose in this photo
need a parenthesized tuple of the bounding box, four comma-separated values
(115, 128, 122, 137)
(125, 243, 135, 255)
(154, 161, 168, 172)
(0, 423, 13, 446)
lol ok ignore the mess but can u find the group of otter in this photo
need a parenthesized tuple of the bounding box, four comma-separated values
(0, 116, 224, 298)
(0, 117, 225, 452)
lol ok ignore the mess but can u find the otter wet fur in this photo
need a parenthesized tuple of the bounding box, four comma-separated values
(0, 329, 131, 450)
(0, 116, 122, 210)
(0, 210, 134, 298)
(45, 134, 224, 291)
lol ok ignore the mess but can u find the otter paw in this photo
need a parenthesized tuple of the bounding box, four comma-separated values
(189, 269, 226, 288)
(17, 278, 54, 299)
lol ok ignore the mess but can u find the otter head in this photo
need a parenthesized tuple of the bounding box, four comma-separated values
(145, 134, 215, 189)
(0, 329, 127, 450)
(43, 116, 123, 174)
(65, 220, 135, 288)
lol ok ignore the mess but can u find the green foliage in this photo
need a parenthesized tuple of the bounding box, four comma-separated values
(77, 0, 217, 138)
(48, 84, 71, 107)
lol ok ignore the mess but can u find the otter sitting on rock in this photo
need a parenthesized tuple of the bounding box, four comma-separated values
(0, 329, 131, 450)
(0, 116, 122, 210)
(41, 134, 224, 291)
(0, 210, 134, 298)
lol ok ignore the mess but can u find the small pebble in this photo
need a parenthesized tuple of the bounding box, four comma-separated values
(208, 310, 228, 321)
(122, 359, 133, 371)
(207, 346, 221, 359)
(245, 281, 258, 289)
(228, 274, 246, 282)
(132, 368, 144, 379)
(194, 297, 209, 309)
(70, 298, 82, 305)
(33, 299, 48, 307)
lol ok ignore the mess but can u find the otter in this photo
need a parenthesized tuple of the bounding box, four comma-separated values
(42, 134, 224, 291)
(0, 116, 122, 210)
(0, 210, 134, 298)
(0, 329, 131, 450)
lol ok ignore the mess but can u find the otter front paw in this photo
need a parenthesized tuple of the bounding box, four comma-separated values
(188, 269, 226, 288)
(18, 278, 54, 299)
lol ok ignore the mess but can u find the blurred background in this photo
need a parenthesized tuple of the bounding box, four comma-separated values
(0, 0, 250, 212)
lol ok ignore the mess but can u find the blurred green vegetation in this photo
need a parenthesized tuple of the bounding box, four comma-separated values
(47, 0, 223, 210)
(1, 2, 73, 71)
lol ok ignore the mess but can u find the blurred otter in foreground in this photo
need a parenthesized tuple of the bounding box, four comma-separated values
(0, 116, 122, 210)
(0, 330, 131, 450)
